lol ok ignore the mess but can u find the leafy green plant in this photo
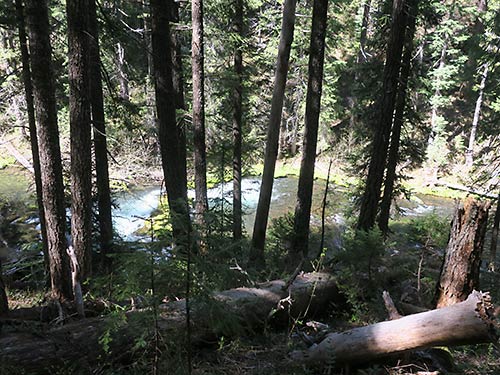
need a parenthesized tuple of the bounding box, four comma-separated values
(265, 212, 295, 276)
(409, 212, 450, 249)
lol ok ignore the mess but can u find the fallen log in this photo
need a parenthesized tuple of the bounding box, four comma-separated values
(0, 272, 340, 371)
(291, 290, 498, 367)
(435, 181, 497, 199)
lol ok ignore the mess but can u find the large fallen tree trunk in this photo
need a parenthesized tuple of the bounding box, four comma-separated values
(0, 272, 340, 371)
(291, 290, 498, 367)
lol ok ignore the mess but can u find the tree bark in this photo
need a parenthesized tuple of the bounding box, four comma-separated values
(115, 43, 129, 100)
(67, 0, 93, 282)
(291, 291, 498, 367)
(232, 0, 244, 243)
(357, 0, 372, 64)
(290, 0, 329, 265)
(357, 0, 407, 231)
(15, 0, 49, 278)
(465, 63, 488, 167)
(0, 272, 340, 371)
(192, 0, 209, 230)
(150, 0, 190, 240)
(169, 0, 188, 195)
(489, 191, 500, 272)
(378, 0, 418, 234)
(25, 0, 72, 301)
(88, 0, 113, 262)
(434, 198, 491, 308)
(0, 259, 7, 315)
(250, 0, 297, 266)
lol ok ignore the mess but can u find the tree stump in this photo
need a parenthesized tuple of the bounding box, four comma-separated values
(434, 197, 491, 308)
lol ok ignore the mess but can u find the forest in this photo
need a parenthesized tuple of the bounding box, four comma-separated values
(0, 0, 499, 373)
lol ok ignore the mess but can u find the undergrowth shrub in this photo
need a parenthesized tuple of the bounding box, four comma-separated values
(408, 212, 450, 249)
(265, 212, 295, 277)
(333, 228, 386, 322)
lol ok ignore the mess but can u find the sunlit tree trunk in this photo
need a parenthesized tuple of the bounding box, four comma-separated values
(15, 0, 49, 276)
(434, 198, 490, 308)
(88, 0, 113, 263)
(357, 0, 371, 64)
(150, 0, 190, 240)
(25, 0, 72, 301)
(192, 0, 209, 231)
(290, 0, 329, 265)
(250, 0, 297, 266)
(67, 0, 93, 283)
(357, 0, 407, 231)
(378, 0, 418, 234)
(425, 34, 448, 185)
(232, 0, 244, 242)
(465, 63, 488, 167)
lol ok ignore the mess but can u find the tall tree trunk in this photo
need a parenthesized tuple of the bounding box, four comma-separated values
(169, 0, 188, 196)
(150, 0, 190, 240)
(290, 0, 329, 265)
(25, 0, 72, 301)
(15, 0, 49, 277)
(88, 0, 113, 263)
(489, 191, 500, 272)
(232, 0, 244, 242)
(465, 63, 488, 167)
(425, 35, 448, 185)
(378, 0, 418, 234)
(250, 0, 297, 266)
(0, 259, 7, 315)
(434, 198, 491, 308)
(115, 42, 129, 100)
(67, 0, 93, 283)
(192, 0, 209, 231)
(357, 0, 407, 231)
(357, 0, 372, 64)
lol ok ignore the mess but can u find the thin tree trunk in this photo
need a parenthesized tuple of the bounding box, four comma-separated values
(67, 0, 93, 283)
(357, 0, 407, 231)
(88, 0, 113, 263)
(426, 35, 447, 175)
(250, 0, 297, 266)
(150, 0, 190, 240)
(434, 198, 491, 308)
(232, 0, 243, 242)
(116, 41, 129, 100)
(378, 0, 418, 234)
(319, 159, 333, 255)
(25, 0, 72, 301)
(465, 63, 488, 167)
(489, 191, 500, 272)
(290, 0, 329, 265)
(15, 0, 49, 278)
(192, 0, 209, 230)
(357, 0, 371, 64)
(0, 259, 7, 315)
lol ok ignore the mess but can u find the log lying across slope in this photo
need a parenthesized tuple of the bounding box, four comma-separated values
(291, 290, 499, 366)
(0, 272, 340, 371)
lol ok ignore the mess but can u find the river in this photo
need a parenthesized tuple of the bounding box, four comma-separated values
(113, 176, 457, 241)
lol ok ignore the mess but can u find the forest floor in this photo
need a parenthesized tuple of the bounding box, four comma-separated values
(1, 157, 499, 374)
